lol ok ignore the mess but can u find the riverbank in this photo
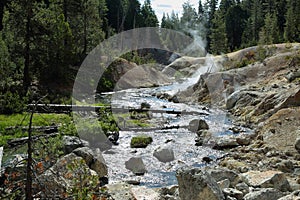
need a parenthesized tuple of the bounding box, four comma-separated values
(1, 43, 300, 199)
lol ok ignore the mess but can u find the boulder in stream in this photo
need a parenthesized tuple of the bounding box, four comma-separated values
(153, 147, 175, 163)
(188, 119, 209, 133)
(125, 157, 147, 175)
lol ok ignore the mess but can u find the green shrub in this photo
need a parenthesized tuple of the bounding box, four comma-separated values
(130, 135, 153, 148)
(0, 91, 27, 114)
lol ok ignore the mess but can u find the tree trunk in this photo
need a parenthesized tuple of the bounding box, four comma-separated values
(23, 1, 32, 94)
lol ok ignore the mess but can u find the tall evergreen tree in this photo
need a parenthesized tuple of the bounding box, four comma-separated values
(206, 0, 218, 50)
(124, 0, 141, 29)
(284, 0, 300, 42)
(225, 5, 247, 51)
(180, 1, 198, 29)
(140, 0, 158, 27)
(210, 11, 228, 54)
(259, 12, 279, 44)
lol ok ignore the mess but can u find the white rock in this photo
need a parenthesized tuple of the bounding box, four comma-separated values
(131, 186, 160, 200)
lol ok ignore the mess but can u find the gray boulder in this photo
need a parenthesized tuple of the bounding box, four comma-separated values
(37, 153, 99, 198)
(62, 136, 89, 154)
(209, 168, 239, 187)
(244, 188, 283, 200)
(73, 147, 108, 177)
(241, 170, 291, 192)
(125, 157, 147, 175)
(176, 168, 225, 200)
(278, 190, 300, 200)
(212, 136, 240, 150)
(188, 119, 209, 133)
(153, 147, 175, 163)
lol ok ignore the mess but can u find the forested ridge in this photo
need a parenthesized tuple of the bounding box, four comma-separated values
(0, 0, 299, 114)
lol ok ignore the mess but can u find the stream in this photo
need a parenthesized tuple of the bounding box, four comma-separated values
(99, 58, 251, 188)
(1, 56, 252, 189)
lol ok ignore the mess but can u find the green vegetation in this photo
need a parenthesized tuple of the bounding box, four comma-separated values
(161, 0, 300, 55)
(0, 113, 74, 146)
(130, 135, 153, 148)
(66, 158, 99, 199)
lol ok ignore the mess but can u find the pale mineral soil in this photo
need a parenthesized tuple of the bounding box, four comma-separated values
(180, 43, 300, 189)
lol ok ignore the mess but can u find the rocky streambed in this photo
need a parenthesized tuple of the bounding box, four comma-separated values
(1, 43, 300, 200)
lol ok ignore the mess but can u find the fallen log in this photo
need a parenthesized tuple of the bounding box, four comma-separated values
(28, 104, 209, 116)
(28, 104, 110, 113)
(7, 133, 59, 147)
(5, 126, 58, 134)
(121, 125, 189, 132)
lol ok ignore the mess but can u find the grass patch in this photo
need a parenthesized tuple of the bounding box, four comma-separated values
(0, 113, 72, 130)
(127, 119, 151, 127)
(0, 113, 74, 146)
(130, 135, 153, 148)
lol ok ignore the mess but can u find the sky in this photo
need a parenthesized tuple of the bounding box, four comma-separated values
(139, 0, 200, 23)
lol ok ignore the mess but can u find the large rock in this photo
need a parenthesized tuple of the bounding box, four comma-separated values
(73, 147, 108, 177)
(260, 107, 300, 153)
(116, 63, 172, 90)
(212, 136, 240, 150)
(241, 170, 291, 192)
(226, 90, 262, 110)
(37, 153, 99, 198)
(209, 168, 239, 187)
(176, 168, 225, 200)
(62, 136, 89, 154)
(163, 56, 206, 73)
(131, 186, 161, 200)
(278, 190, 300, 200)
(243, 188, 283, 200)
(188, 119, 209, 133)
(153, 147, 175, 163)
(125, 157, 147, 175)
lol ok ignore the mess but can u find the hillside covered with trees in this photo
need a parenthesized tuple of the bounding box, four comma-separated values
(0, 0, 300, 114)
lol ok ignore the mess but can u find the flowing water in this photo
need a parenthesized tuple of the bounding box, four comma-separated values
(100, 56, 250, 187)
(1, 56, 251, 188)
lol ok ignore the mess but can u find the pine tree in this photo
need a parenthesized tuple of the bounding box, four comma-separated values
(251, 0, 264, 42)
(260, 11, 280, 45)
(206, 0, 218, 50)
(140, 0, 158, 27)
(284, 0, 300, 42)
(124, 0, 141, 29)
(180, 1, 198, 29)
(210, 12, 228, 54)
(225, 5, 247, 51)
